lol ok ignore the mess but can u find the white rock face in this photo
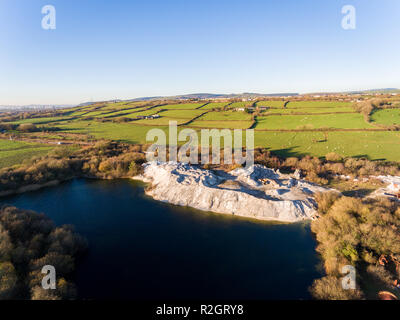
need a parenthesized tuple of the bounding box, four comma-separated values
(134, 162, 331, 223)
(369, 175, 400, 201)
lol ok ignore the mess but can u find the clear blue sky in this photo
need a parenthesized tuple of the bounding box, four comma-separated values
(1, 0, 399, 105)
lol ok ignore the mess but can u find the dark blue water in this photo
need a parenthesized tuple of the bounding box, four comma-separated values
(0, 179, 321, 300)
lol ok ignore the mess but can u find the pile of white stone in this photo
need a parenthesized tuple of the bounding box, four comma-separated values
(133, 162, 332, 223)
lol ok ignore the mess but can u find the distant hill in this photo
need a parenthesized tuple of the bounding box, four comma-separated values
(8, 88, 397, 111)
(348, 88, 400, 94)
(127, 92, 299, 102)
(308, 88, 400, 95)
(0, 104, 73, 112)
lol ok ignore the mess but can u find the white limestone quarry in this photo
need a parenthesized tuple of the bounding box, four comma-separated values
(369, 175, 400, 201)
(133, 162, 332, 223)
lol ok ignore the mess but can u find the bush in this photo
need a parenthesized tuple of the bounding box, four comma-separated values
(0, 206, 87, 300)
(310, 196, 400, 299)
(314, 191, 341, 215)
(310, 276, 363, 300)
(18, 123, 37, 132)
(325, 152, 343, 162)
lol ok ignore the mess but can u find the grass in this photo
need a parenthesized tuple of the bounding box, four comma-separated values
(200, 102, 230, 110)
(0, 140, 54, 168)
(263, 107, 355, 114)
(122, 109, 162, 118)
(256, 101, 286, 108)
(9, 117, 67, 125)
(253, 131, 400, 161)
(133, 118, 187, 125)
(286, 101, 352, 108)
(198, 111, 252, 121)
(229, 102, 253, 109)
(4, 100, 400, 162)
(370, 109, 400, 126)
(53, 121, 157, 143)
(255, 113, 375, 130)
(98, 108, 153, 118)
(161, 103, 205, 110)
(188, 120, 253, 129)
(159, 109, 205, 119)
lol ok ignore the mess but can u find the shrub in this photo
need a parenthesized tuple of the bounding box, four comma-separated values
(325, 152, 343, 162)
(310, 276, 363, 300)
(0, 206, 87, 300)
(314, 191, 341, 215)
(310, 196, 400, 299)
(18, 123, 37, 132)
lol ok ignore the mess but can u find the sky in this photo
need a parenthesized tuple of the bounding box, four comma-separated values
(0, 0, 399, 105)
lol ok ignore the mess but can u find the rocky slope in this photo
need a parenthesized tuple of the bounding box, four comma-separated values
(134, 162, 331, 222)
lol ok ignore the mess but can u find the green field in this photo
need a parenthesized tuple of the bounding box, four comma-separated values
(188, 120, 253, 129)
(286, 101, 352, 108)
(253, 131, 400, 161)
(255, 113, 375, 130)
(263, 107, 355, 114)
(0, 140, 54, 168)
(2, 99, 400, 166)
(371, 109, 400, 126)
(256, 101, 286, 108)
(159, 109, 205, 119)
(229, 102, 252, 109)
(161, 103, 205, 110)
(200, 102, 230, 110)
(198, 111, 252, 121)
(53, 121, 159, 143)
(10, 116, 68, 125)
(133, 117, 188, 125)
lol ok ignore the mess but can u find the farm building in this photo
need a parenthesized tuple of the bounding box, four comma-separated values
(137, 114, 161, 120)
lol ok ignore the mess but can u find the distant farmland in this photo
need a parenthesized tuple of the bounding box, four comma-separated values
(0, 140, 54, 168)
(1, 98, 400, 163)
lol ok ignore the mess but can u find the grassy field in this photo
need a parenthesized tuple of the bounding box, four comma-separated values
(198, 111, 252, 121)
(10, 117, 68, 125)
(98, 108, 153, 118)
(262, 107, 355, 114)
(159, 109, 205, 119)
(0, 140, 54, 168)
(161, 103, 205, 110)
(286, 101, 352, 108)
(256, 101, 286, 108)
(2, 99, 400, 166)
(133, 117, 188, 126)
(229, 102, 253, 109)
(188, 120, 253, 129)
(200, 102, 230, 110)
(253, 131, 400, 161)
(370, 109, 400, 126)
(255, 113, 375, 130)
(53, 121, 159, 143)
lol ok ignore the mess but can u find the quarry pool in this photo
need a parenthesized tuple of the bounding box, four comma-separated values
(0, 178, 322, 299)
